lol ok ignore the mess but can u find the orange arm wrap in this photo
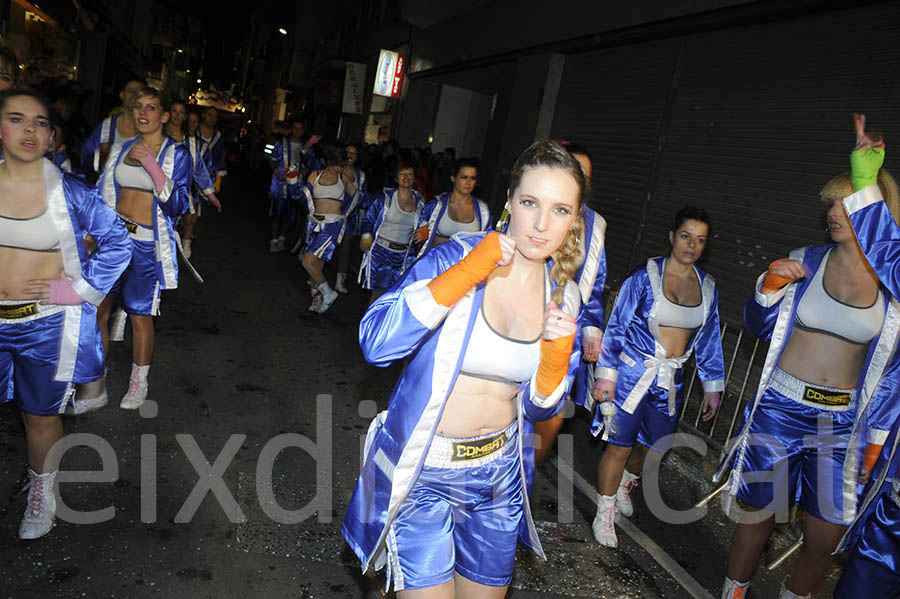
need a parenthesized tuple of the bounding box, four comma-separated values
(760, 259, 794, 293)
(427, 232, 502, 307)
(536, 334, 575, 396)
(863, 443, 883, 472)
(414, 225, 429, 243)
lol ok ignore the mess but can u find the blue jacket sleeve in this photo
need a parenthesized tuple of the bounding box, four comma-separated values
(844, 185, 900, 299)
(694, 286, 725, 392)
(581, 247, 607, 337)
(359, 241, 460, 366)
(80, 122, 103, 173)
(67, 176, 130, 300)
(157, 145, 192, 218)
(211, 136, 227, 177)
(743, 270, 790, 341)
(863, 341, 900, 447)
(596, 270, 644, 383)
(361, 193, 385, 239)
(192, 147, 215, 195)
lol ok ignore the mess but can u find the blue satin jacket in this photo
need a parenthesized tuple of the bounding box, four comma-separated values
(80, 113, 137, 174)
(837, 183, 900, 553)
(715, 236, 900, 524)
(198, 129, 227, 178)
(267, 137, 312, 200)
(358, 188, 426, 287)
(590, 257, 725, 421)
(180, 136, 215, 208)
(406, 193, 491, 267)
(2, 160, 131, 385)
(97, 136, 192, 290)
(342, 231, 583, 581)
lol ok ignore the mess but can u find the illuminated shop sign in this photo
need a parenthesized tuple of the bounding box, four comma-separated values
(373, 49, 405, 98)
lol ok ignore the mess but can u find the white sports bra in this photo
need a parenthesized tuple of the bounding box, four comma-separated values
(313, 171, 344, 201)
(459, 307, 541, 385)
(795, 249, 884, 345)
(657, 264, 705, 329)
(436, 205, 479, 238)
(0, 206, 60, 252)
(115, 160, 155, 193)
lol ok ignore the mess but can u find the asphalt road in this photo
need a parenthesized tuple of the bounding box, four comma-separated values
(0, 171, 840, 598)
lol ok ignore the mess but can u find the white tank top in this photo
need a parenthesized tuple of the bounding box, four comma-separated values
(459, 306, 541, 385)
(115, 160, 155, 193)
(0, 206, 60, 252)
(436, 204, 480, 238)
(379, 195, 417, 244)
(313, 171, 344, 201)
(795, 248, 884, 345)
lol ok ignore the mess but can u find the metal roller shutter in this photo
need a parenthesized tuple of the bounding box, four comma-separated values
(550, 39, 682, 287)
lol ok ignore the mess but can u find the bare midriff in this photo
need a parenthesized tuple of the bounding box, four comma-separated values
(314, 198, 342, 215)
(117, 188, 155, 227)
(658, 326, 695, 358)
(435, 373, 518, 438)
(0, 246, 63, 300)
(777, 328, 867, 389)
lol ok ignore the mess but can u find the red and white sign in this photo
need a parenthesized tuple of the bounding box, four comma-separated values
(342, 62, 366, 114)
(373, 50, 405, 99)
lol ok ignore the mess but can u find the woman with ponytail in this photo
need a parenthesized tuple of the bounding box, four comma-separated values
(591, 205, 724, 550)
(343, 140, 584, 598)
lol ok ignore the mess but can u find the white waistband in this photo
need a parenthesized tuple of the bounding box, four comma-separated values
(424, 420, 518, 469)
(118, 215, 155, 242)
(311, 213, 344, 223)
(767, 367, 856, 412)
(375, 237, 408, 251)
(0, 299, 64, 323)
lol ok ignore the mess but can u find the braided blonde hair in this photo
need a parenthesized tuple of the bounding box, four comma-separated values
(507, 140, 586, 305)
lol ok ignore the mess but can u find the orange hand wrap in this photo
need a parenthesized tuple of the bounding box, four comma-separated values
(760, 259, 794, 293)
(414, 225, 429, 243)
(427, 232, 502, 307)
(863, 443, 883, 472)
(536, 334, 575, 396)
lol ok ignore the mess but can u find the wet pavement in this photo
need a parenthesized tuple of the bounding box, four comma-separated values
(0, 172, 840, 598)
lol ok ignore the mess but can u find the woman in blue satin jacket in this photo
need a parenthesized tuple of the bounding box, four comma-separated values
(590, 205, 724, 550)
(93, 87, 191, 412)
(718, 116, 900, 599)
(0, 89, 130, 540)
(833, 116, 900, 599)
(342, 141, 586, 597)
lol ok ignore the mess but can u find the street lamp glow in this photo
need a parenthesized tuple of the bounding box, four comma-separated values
(196, 78, 201, 83)
(278, 27, 287, 35)
(177, 49, 183, 53)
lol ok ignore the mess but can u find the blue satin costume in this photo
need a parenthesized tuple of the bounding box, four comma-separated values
(591, 257, 725, 449)
(833, 183, 900, 596)
(302, 172, 366, 262)
(180, 135, 215, 214)
(198, 129, 227, 180)
(568, 207, 609, 410)
(358, 188, 425, 291)
(342, 231, 583, 591)
(344, 166, 369, 237)
(714, 228, 900, 525)
(98, 136, 192, 315)
(80, 113, 135, 175)
(405, 192, 491, 268)
(267, 136, 313, 224)
(0, 159, 130, 414)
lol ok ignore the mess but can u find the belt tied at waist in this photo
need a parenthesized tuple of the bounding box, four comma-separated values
(620, 349, 691, 416)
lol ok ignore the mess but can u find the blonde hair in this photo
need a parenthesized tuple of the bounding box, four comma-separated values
(507, 140, 586, 305)
(821, 169, 900, 225)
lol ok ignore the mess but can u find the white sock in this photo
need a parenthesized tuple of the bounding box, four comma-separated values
(622, 470, 640, 484)
(779, 582, 809, 599)
(318, 281, 334, 294)
(130, 363, 150, 382)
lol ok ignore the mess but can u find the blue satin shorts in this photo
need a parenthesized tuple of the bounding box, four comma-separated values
(364, 243, 407, 291)
(606, 379, 680, 451)
(111, 223, 161, 316)
(386, 422, 523, 591)
(305, 218, 344, 262)
(733, 374, 855, 525)
(835, 491, 900, 598)
(0, 305, 73, 415)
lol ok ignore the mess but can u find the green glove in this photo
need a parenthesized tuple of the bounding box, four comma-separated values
(850, 147, 885, 191)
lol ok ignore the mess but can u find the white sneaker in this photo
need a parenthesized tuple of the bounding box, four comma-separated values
(335, 273, 349, 294)
(120, 365, 149, 410)
(592, 494, 618, 548)
(616, 471, 640, 518)
(722, 577, 751, 599)
(315, 284, 339, 314)
(269, 238, 280, 253)
(308, 288, 323, 312)
(778, 583, 808, 599)
(183, 239, 193, 259)
(276, 236, 287, 253)
(19, 469, 57, 540)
